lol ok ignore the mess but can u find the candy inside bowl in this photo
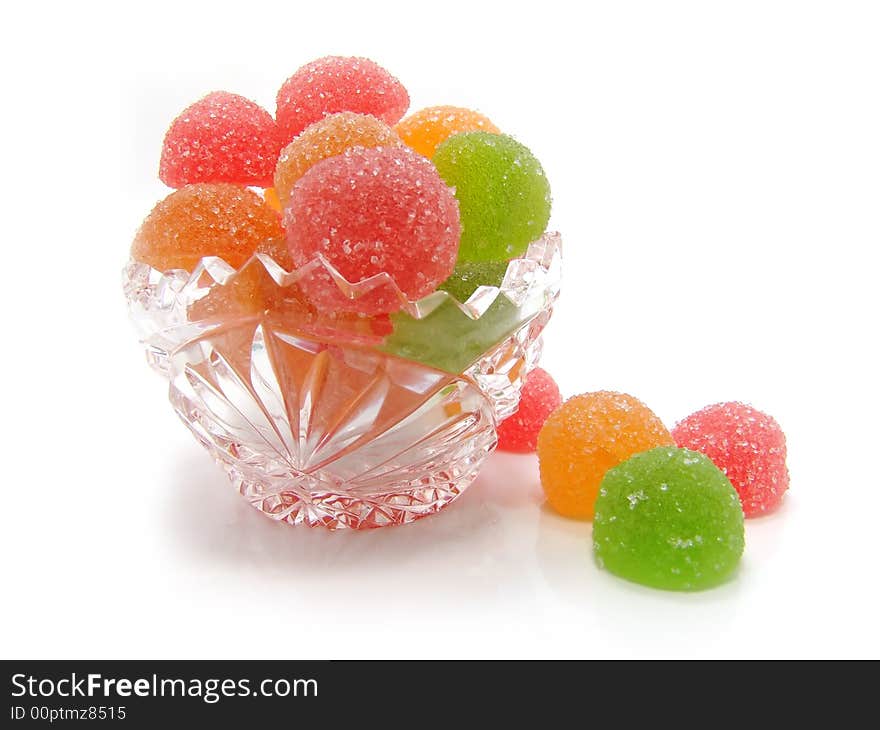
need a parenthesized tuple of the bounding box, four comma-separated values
(123, 232, 560, 529)
(123, 55, 562, 528)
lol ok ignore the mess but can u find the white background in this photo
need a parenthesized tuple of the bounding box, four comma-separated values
(2, 0, 878, 659)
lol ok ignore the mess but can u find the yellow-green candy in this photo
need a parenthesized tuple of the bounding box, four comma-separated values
(433, 132, 551, 262)
(438, 260, 509, 302)
(593, 447, 745, 591)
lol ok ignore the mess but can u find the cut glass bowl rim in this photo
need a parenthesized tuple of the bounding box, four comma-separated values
(124, 231, 562, 323)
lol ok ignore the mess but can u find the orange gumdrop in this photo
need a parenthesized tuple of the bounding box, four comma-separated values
(394, 106, 500, 159)
(273, 112, 400, 210)
(254, 236, 295, 271)
(131, 184, 282, 272)
(263, 187, 283, 213)
(187, 236, 308, 320)
(537, 391, 674, 520)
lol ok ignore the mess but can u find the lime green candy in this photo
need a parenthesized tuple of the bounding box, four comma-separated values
(433, 132, 551, 262)
(438, 260, 509, 302)
(593, 447, 745, 591)
(380, 294, 524, 374)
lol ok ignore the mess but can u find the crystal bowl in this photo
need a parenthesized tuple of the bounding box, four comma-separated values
(123, 233, 561, 529)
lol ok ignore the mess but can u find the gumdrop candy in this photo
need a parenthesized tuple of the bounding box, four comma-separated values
(672, 402, 789, 517)
(394, 105, 500, 159)
(131, 184, 282, 272)
(186, 239, 308, 320)
(159, 92, 283, 188)
(263, 187, 282, 213)
(284, 145, 460, 314)
(255, 236, 296, 272)
(438, 259, 509, 302)
(593, 447, 745, 591)
(433, 132, 551, 262)
(274, 112, 400, 210)
(537, 391, 674, 519)
(497, 368, 562, 453)
(276, 56, 409, 144)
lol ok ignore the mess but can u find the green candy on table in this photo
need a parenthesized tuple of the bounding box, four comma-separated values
(433, 132, 551, 263)
(593, 447, 745, 591)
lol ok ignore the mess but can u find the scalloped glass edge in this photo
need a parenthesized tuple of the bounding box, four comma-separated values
(123, 231, 562, 380)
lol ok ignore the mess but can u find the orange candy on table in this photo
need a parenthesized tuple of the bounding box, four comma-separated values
(394, 105, 500, 159)
(537, 391, 674, 520)
(130, 184, 282, 273)
(273, 112, 401, 210)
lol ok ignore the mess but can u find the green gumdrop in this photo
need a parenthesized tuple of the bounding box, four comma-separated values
(438, 260, 509, 302)
(433, 132, 551, 262)
(593, 447, 745, 592)
(379, 294, 524, 374)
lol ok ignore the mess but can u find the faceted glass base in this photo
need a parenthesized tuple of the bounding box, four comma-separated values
(124, 233, 561, 528)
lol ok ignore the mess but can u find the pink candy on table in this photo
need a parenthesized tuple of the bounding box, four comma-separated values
(672, 401, 789, 517)
(497, 368, 562, 453)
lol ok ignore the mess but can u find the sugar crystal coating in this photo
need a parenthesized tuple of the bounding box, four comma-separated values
(284, 145, 460, 314)
(593, 447, 745, 591)
(394, 105, 500, 159)
(497, 368, 562, 453)
(131, 184, 282, 272)
(537, 391, 674, 519)
(672, 402, 789, 517)
(274, 112, 400, 210)
(276, 56, 409, 144)
(159, 92, 283, 188)
(438, 259, 509, 302)
(433, 132, 551, 262)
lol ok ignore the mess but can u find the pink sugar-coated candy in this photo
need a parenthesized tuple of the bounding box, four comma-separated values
(672, 401, 789, 517)
(497, 368, 562, 453)
(159, 92, 283, 188)
(284, 145, 460, 315)
(276, 56, 409, 144)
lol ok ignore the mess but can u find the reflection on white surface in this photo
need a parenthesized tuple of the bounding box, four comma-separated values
(159, 446, 773, 657)
(163, 449, 544, 587)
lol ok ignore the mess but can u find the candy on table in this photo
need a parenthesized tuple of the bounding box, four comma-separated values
(131, 184, 282, 272)
(159, 92, 283, 188)
(497, 368, 562, 453)
(274, 112, 400, 210)
(593, 447, 745, 591)
(276, 56, 409, 144)
(433, 132, 551, 262)
(537, 391, 674, 519)
(438, 260, 509, 302)
(672, 401, 789, 517)
(284, 145, 460, 315)
(394, 105, 500, 159)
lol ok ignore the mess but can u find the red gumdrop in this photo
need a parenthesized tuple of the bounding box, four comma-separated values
(276, 56, 409, 144)
(284, 145, 460, 315)
(159, 92, 283, 188)
(672, 401, 789, 517)
(497, 368, 562, 453)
